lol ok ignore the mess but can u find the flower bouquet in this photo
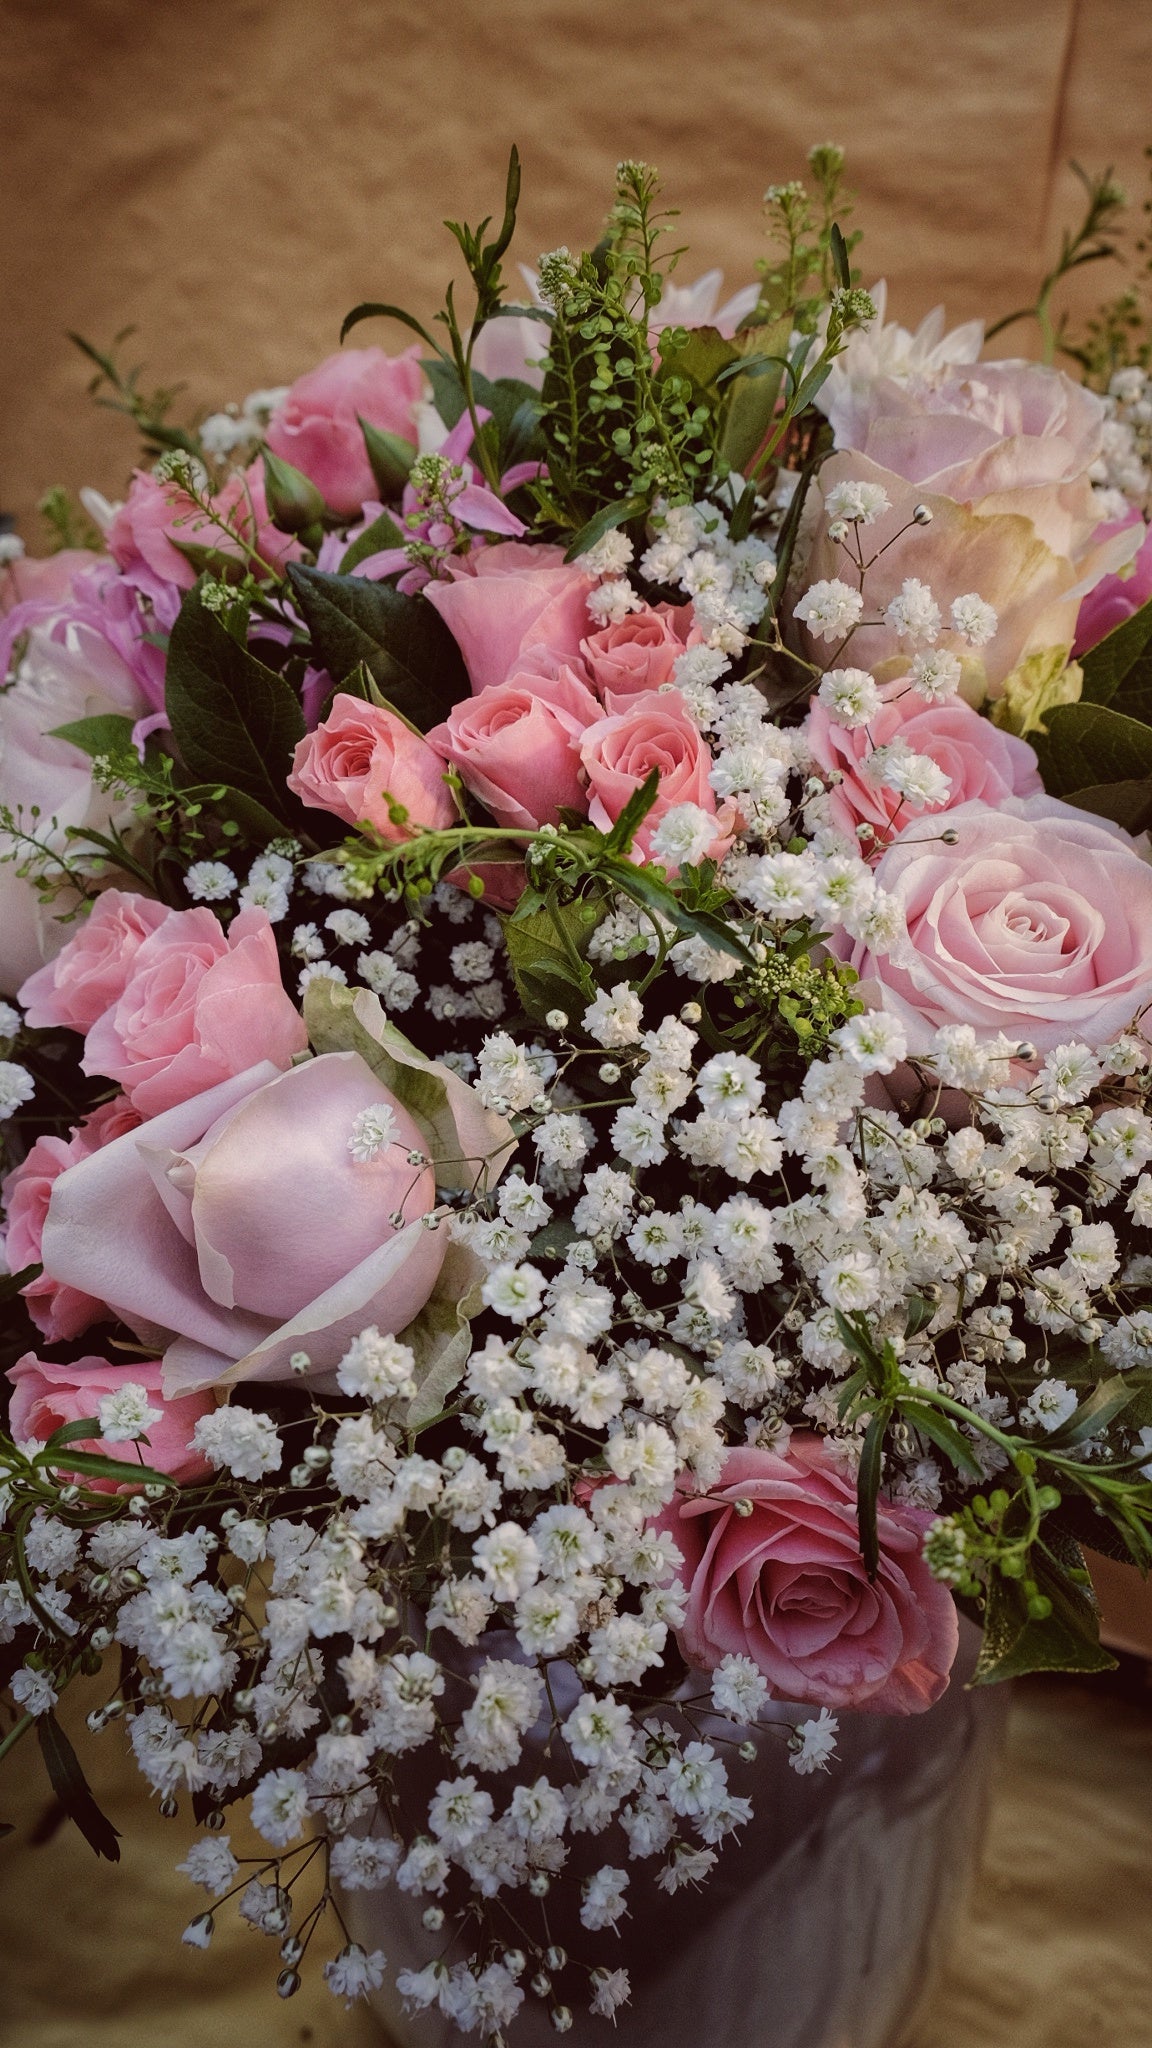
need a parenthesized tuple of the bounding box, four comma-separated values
(3, 145, 1152, 2042)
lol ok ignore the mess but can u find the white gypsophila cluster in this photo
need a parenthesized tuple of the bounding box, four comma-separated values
(636, 499, 776, 653)
(1090, 365, 1152, 519)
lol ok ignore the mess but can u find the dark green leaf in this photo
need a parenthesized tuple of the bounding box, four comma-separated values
(898, 1398, 984, 1479)
(339, 301, 443, 352)
(358, 416, 417, 498)
(970, 1537, 1116, 1685)
(605, 768, 661, 857)
(1031, 699, 1152, 798)
(0, 1262, 41, 1303)
(1044, 1372, 1151, 1448)
(830, 221, 851, 290)
(47, 714, 138, 761)
(1078, 592, 1152, 704)
(564, 497, 648, 563)
(37, 1713, 121, 1861)
(33, 1447, 176, 1486)
(529, 1217, 580, 1262)
(339, 508, 406, 574)
(40, 1417, 102, 1451)
(1058, 778, 1152, 831)
(856, 1408, 889, 1578)
(286, 565, 469, 730)
(502, 894, 605, 1024)
(165, 586, 304, 821)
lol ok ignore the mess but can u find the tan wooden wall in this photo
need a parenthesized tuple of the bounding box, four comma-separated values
(2, 0, 1152, 536)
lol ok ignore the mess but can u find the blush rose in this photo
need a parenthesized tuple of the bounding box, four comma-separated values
(108, 465, 301, 592)
(831, 793, 1152, 1054)
(6, 1353, 214, 1490)
(427, 657, 599, 829)
(80, 904, 307, 1116)
(288, 691, 456, 841)
(654, 1437, 958, 1713)
(803, 682, 1041, 844)
(580, 601, 695, 700)
(423, 542, 597, 695)
(2, 1095, 140, 1342)
(265, 346, 425, 517)
(579, 688, 732, 861)
(20, 889, 169, 1033)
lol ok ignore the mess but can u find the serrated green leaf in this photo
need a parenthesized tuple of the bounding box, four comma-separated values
(1079, 592, 1152, 704)
(286, 565, 469, 731)
(502, 894, 604, 1024)
(37, 1713, 121, 1861)
(165, 586, 304, 821)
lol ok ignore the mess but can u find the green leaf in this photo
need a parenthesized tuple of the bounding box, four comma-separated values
(339, 301, 443, 352)
(563, 496, 647, 563)
(502, 893, 605, 1025)
(32, 1447, 176, 1486)
(40, 1416, 102, 1451)
(898, 1398, 984, 1479)
(0, 1262, 41, 1303)
(655, 324, 740, 393)
(1058, 778, 1152, 831)
(165, 585, 304, 821)
(1031, 699, 1152, 798)
(604, 768, 661, 857)
(856, 1408, 888, 1578)
(528, 1217, 580, 1262)
(1079, 592, 1152, 704)
(830, 221, 852, 290)
(970, 1536, 1116, 1685)
(608, 863, 754, 968)
(47, 714, 138, 761)
(358, 416, 417, 498)
(1044, 1372, 1151, 1448)
(37, 1714, 121, 1861)
(718, 323, 792, 475)
(286, 565, 469, 731)
(338, 508, 406, 574)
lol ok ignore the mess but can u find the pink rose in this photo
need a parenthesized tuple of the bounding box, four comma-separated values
(108, 465, 301, 593)
(803, 683, 1041, 845)
(6, 1353, 214, 1490)
(581, 601, 696, 700)
(3, 1095, 141, 1341)
(423, 542, 597, 695)
(80, 904, 307, 1116)
(654, 1437, 958, 1713)
(1074, 513, 1152, 655)
(831, 794, 1152, 1054)
(427, 657, 599, 829)
(20, 889, 169, 1033)
(265, 347, 425, 517)
(38, 1036, 509, 1391)
(288, 691, 456, 840)
(579, 689, 731, 862)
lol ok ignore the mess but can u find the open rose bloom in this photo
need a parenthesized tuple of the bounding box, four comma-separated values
(7, 157, 1152, 2035)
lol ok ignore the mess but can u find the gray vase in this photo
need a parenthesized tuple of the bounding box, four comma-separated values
(345, 1618, 1006, 2048)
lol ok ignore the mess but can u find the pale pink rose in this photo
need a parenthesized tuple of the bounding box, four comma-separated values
(2, 1095, 141, 1341)
(423, 542, 597, 695)
(81, 905, 307, 1116)
(830, 794, 1152, 1054)
(581, 601, 696, 700)
(803, 682, 1041, 845)
(427, 657, 599, 829)
(579, 689, 731, 862)
(287, 691, 456, 840)
(653, 1437, 958, 1713)
(108, 465, 301, 592)
(6, 1352, 214, 1490)
(39, 1054, 453, 1391)
(20, 889, 169, 1033)
(265, 346, 425, 517)
(800, 452, 1138, 702)
(1074, 513, 1152, 654)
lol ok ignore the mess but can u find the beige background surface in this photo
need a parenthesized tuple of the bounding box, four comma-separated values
(2, 2, 1152, 2042)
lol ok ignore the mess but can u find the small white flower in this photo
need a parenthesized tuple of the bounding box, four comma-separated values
(583, 529, 635, 576)
(830, 1012, 907, 1075)
(324, 908, 372, 946)
(649, 802, 718, 869)
(583, 987, 644, 1048)
(336, 1327, 416, 1401)
(191, 1408, 282, 1481)
(348, 1102, 400, 1164)
(473, 1524, 541, 1600)
(908, 648, 962, 701)
(10, 1664, 57, 1716)
(793, 578, 864, 642)
(0, 533, 27, 564)
(96, 1382, 163, 1444)
(0, 1061, 34, 1122)
(1020, 1379, 1078, 1434)
(184, 861, 237, 902)
(250, 1766, 310, 1848)
(950, 593, 998, 646)
(884, 577, 941, 645)
(824, 479, 891, 525)
(587, 577, 643, 626)
(816, 666, 881, 728)
(789, 1707, 838, 1774)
